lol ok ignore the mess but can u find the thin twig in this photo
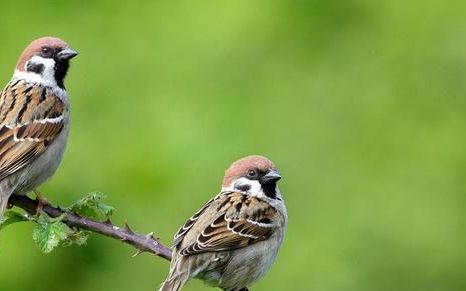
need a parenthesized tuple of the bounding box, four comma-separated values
(8, 194, 172, 261)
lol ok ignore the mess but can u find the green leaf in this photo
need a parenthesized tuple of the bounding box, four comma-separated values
(32, 213, 72, 254)
(0, 211, 31, 230)
(68, 192, 115, 221)
(64, 230, 90, 247)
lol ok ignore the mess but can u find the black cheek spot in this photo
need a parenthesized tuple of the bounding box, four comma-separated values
(26, 63, 44, 74)
(235, 184, 251, 192)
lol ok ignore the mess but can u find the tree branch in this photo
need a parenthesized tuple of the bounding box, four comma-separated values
(8, 194, 172, 261)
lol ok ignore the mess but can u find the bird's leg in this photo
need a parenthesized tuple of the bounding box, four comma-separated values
(238, 288, 249, 291)
(33, 190, 50, 216)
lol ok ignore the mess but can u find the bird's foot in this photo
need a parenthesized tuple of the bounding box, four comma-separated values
(33, 190, 50, 216)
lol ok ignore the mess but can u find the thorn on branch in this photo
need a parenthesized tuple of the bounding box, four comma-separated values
(132, 249, 144, 257)
(124, 219, 134, 234)
(146, 232, 156, 240)
(7, 193, 173, 261)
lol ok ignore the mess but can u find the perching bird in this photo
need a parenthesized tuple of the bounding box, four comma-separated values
(0, 37, 78, 222)
(159, 155, 287, 291)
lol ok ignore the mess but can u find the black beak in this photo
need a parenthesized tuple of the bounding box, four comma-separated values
(57, 48, 78, 61)
(261, 169, 282, 184)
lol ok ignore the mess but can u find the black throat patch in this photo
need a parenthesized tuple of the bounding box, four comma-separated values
(262, 182, 277, 199)
(53, 60, 70, 89)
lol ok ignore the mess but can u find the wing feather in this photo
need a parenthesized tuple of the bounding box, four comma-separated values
(0, 80, 66, 180)
(178, 192, 277, 256)
(173, 197, 215, 247)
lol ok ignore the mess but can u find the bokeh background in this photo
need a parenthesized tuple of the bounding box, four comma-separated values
(0, 0, 465, 290)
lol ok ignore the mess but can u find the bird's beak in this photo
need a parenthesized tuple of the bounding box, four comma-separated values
(57, 48, 78, 61)
(261, 169, 282, 184)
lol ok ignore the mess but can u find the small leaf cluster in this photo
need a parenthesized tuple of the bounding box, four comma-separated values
(1, 192, 115, 253)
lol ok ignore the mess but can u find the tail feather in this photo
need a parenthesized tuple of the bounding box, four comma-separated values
(0, 180, 14, 225)
(0, 193, 10, 225)
(158, 273, 189, 291)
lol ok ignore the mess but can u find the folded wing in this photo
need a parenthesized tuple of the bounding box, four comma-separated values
(0, 80, 66, 180)
(178, 192, 278, 256)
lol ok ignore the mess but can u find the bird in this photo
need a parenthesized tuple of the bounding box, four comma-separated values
(159, 155, 287, 291)
(0, 37, 78, 222)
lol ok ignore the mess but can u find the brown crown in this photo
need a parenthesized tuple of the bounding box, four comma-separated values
(222, 155, 277, 187)
(15, 37, 69, 72)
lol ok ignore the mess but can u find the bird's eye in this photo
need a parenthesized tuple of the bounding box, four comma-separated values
(41, 47, 53, 58)
(247, 169, 257, 177)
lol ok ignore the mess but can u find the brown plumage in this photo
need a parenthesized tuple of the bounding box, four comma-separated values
(0, 80, 65, 180)
(160, 155, 287, 291)
(222, 155, 277, 187)
(177, 192, 277, 256)
(16, 37, 69, 72)
(0, 37, 77, 222)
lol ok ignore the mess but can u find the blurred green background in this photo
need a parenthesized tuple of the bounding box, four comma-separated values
(0, 0, 465, 290)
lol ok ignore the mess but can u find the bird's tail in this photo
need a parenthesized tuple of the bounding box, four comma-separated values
(0, 193, 10, 226)
(0, 179, 15, 225)
(158, 272, 189, 291)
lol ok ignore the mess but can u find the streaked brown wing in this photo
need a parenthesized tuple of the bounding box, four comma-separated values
(179, 192, 277, 256)
(173, 197, 215, 247)
(0, 80, 66, 180)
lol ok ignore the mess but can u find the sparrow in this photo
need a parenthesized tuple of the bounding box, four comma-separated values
(0, 37, 78, 222)
(159, 155, 287, 291)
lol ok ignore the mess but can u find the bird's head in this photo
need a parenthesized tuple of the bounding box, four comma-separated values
(222, 155, 282, 200)
(15, 37, 78, 89)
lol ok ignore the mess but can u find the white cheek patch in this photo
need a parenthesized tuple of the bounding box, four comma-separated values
(28, 56, 56, 84)
(222, 177, 265, 198)
(14, 56, 58, 88)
